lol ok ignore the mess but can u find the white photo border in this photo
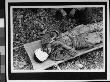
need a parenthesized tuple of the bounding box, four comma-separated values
(5, 1, 109, 81)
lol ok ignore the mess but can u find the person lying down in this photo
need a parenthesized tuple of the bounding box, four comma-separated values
(34, 21, 103, 62)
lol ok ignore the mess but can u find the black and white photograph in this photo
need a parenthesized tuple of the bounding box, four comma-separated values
(10, 5, 105, 72)
(5, 0, 109, 80)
